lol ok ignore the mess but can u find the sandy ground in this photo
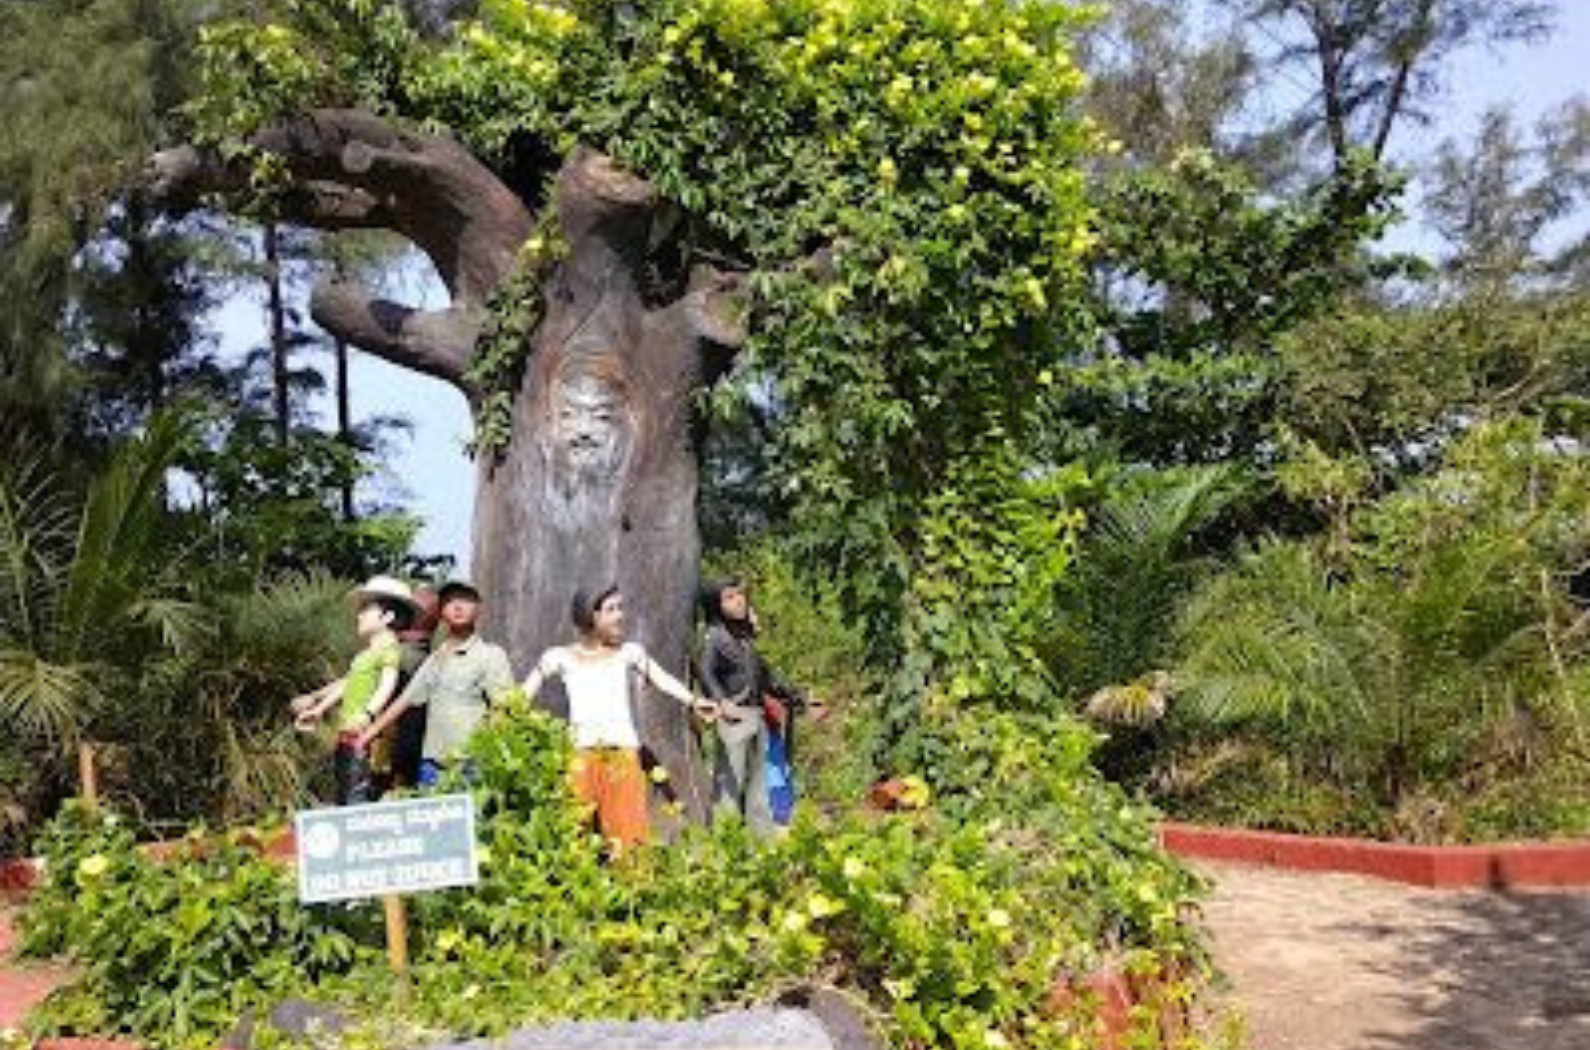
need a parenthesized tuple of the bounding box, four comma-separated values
(1197, 861, 1590, 1050)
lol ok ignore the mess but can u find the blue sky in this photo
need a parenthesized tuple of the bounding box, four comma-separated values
(214, 3, 1590, 571)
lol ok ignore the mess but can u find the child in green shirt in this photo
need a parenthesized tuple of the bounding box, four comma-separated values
(290, 576, 420, 805)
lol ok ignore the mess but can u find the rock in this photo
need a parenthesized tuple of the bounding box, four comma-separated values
(775, 987, 885, 1050)
(222, 999, 350, 1050)
(430, 1007, 836, 1050)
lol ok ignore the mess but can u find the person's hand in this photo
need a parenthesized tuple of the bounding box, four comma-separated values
(352, 728, 375, 751)
(289, 692, 315, 716)
(294, 710, 320, 732)
(692, 697, 720, 721)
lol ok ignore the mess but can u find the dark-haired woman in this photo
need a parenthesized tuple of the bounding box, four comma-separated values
(522, 586, 716, 852)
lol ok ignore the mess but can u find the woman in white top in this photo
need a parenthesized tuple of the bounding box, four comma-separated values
(523, 586, 715, 851)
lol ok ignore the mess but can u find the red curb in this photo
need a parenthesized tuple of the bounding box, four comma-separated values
(1160, 822, 1590, 889)
(0, 831, 296, 901)
(0, 859, 40, 896)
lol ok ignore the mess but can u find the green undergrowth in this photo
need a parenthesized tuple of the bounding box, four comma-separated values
(20, 700, 1215, 1050)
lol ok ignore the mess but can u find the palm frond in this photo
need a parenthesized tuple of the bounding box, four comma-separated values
(1177, 540, 1378, 736)
(57, 411, 192, 660)
(0, 452, 75, 648)
(0, 649, 107, 742)
(129, 598, 214, 658)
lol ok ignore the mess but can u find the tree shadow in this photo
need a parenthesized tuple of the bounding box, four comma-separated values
(1346, 889, 1590, 1050)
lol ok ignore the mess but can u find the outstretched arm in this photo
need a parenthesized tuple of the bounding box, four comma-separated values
(522, 650, 562, 701)
(635, 650, 712, 714)
(295, 678, 347, 725)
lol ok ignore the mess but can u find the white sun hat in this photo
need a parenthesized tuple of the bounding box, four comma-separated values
(349, 575, 422, 618)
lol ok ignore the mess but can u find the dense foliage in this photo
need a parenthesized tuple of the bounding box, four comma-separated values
(22, 703, 1212, 1050)
(1159, 420, 1590, 842)
(0, 413, 405, 847)
(187, 0, 1111, 755)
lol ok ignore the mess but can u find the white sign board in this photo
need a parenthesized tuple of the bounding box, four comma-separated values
(295, 793, 478, 904)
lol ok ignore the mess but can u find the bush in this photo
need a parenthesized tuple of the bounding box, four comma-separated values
(1164, 419, 1590, 841)
(22, 700, 1212, 1050)
(19, 804, 376, 1046)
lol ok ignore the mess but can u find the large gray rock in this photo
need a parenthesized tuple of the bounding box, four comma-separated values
(435, 1007, 841, 1050)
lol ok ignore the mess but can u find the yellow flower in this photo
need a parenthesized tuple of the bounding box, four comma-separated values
(78, 853, 109, 879)
(842, 856, 867, 880)
(882, 977, 916, 1000)
(781, 911, 809, 933)
(986, 908, 1011, 928)
(649, 765, 671, 783)
(806, 892, 845, 918)
(876, 157, 898, 185)
(984, 1030, 1009, 1049)
(897, 775, 931, 809)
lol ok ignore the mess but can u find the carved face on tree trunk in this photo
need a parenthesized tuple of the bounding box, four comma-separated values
(545, 354, 636, 505)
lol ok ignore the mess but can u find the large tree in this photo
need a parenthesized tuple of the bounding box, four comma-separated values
(154, 0, 1103, 799)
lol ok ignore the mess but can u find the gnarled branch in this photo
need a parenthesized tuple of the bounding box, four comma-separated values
(310, 280, 481, 385)
(147, 109, 534, 389)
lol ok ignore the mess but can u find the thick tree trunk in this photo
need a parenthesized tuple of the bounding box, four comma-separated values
(148, 119, 744, 818)
(472, 149, 736, 820)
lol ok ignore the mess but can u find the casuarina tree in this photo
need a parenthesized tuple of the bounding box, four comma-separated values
(151, 0, 1103, 803)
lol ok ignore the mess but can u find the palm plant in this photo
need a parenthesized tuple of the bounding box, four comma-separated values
(0, 413, 203, 746)
(1045, 464, 1247, 702)
(121, 573, 348, 825)
(1172, 420, 1590, 836)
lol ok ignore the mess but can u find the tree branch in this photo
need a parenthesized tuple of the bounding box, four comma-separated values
(683, 266, 748, 383)
(149, 110, 533, 304)
(147, 109, 536, 388)
(309, 278, 480, 386)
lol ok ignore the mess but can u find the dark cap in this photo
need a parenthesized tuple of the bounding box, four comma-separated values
(437, 579, 483, 604)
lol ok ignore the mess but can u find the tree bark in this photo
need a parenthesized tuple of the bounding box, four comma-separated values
(264, 224, 290, 444)
(471, 148, 743, 820)
(149, 116, 745, 818)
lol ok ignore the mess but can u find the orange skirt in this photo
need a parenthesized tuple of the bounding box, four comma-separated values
(570, 747, 649, 852)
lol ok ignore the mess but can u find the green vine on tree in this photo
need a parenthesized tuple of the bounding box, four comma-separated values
(464, 216, 567, 459)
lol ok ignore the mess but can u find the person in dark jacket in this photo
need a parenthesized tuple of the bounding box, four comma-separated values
(699, 579, 806, 829)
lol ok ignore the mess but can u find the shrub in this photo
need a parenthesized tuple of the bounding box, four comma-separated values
(20, 804, 376, 1047)
(23, 700, 1211, 1050)
(1166, 419, 1590, 841)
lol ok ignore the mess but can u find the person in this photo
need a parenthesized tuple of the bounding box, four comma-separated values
(357, 580, 515, 787)
(290, 576, 420, 805)
(375, 586, 439, 793)
(698, 579, 810, 829)
(522, 586, 717, 853)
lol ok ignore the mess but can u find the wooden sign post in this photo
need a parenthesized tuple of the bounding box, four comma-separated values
(295, 794, 478, 996)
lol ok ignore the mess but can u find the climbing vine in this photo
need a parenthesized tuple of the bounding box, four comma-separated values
(190, 0, 1108, 761)
(463, 215, 567, 459)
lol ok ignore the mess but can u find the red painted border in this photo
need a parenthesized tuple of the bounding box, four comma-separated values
(1, 831, 296, 898)
(0, 858, 40, 896)
(1160, 822, 1590, 889)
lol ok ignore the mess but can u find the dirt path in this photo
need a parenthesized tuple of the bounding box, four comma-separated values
(1197, 861, 1590, 1050)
